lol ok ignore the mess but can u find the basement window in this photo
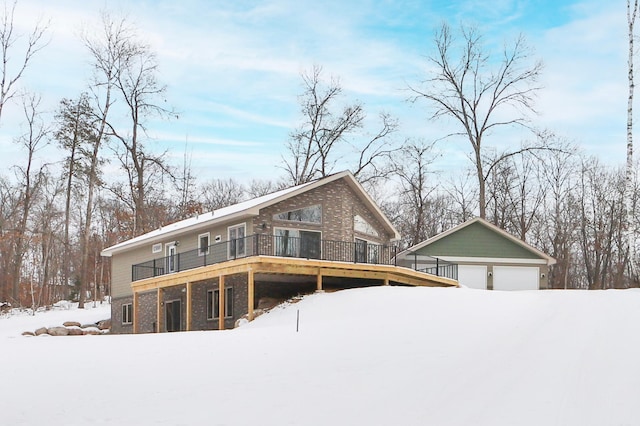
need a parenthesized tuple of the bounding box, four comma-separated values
(207, 287, 233, 320)
(122, 303, 133, 325)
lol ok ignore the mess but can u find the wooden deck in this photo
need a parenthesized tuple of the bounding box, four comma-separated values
(130, 255, 458, 333)
(132, 255, 458, 291)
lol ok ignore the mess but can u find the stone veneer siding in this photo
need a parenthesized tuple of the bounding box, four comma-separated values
(253, 179, 391, 245)
(137, 291, 158, 333)
(111, 274, 250, 334)
(111, 295, 133, 334)
(189, 275, 249, 331)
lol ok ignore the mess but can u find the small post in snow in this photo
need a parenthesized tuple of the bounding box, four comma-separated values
(296, 309, 300, 332)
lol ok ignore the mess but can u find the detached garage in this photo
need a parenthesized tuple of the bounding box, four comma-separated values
(397, 218, 556, 290)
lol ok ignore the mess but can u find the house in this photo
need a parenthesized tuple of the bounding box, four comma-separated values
(101, 171, 457, 334)
(396, 217, 556, 290)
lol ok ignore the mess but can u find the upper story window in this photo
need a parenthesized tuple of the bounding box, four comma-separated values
(274, 204, 322, 224)
(354, 215, 379, 237)
(228, 223, 246, 259)
(198, 233, 210, 256)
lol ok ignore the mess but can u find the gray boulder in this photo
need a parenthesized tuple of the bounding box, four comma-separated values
(47, 326, 69, 336)
(97, 319, 111, 330)
(67, 327, 84, 336)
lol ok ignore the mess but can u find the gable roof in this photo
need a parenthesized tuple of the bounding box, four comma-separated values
(398, 217, 556, 265)
(101, 171, 400, 257)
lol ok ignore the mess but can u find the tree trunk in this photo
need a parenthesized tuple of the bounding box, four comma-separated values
(625, 0, 638, 285)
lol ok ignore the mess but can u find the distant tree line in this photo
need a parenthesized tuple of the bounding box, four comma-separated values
(0, 4, 638, 311)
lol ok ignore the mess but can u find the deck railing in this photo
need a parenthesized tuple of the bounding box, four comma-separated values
(420, 263, 458, 281)
(132, 234, 397, 281)
(131, 233, 458, 282)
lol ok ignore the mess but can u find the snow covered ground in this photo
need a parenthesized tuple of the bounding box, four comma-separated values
(2, 286, 640, 426)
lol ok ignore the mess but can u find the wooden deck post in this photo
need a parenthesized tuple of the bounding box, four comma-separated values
(186, 282, 192, 331)
(219, 275, 225, 330)
(316, 270, 323, 292)
(156, 288, 162, 333)
(133, 291, 139, 334)
(248, 268, 255, 321)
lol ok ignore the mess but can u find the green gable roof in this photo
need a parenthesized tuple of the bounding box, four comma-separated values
(412, 221, 544, 260)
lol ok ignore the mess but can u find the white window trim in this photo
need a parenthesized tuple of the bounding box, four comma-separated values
(164, 299, 182, 332)
(227, 223, 247, 259)
(273, 227, 322, 258)
(207, 288, 234, 319)
(198, 232, 210, 256)
(354, 214, 379, 237)
(273, 204, 323, 224)
(355, 237, 380, 264)
(122, 303, 133, 325)
(165, 242, 177, 273)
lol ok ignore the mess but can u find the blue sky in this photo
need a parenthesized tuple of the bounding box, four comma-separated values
(0, 0, 629, 182)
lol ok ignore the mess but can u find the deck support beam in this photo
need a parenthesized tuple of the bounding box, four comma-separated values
(133, 291, 139, 334)
(248, 269, 255, 321)
(186, 282, 192, 331)
(156, 288, 162, 333)
(219, 276, 225, 330)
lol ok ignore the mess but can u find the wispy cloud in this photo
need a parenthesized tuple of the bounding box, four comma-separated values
(0, 0, 629, 183)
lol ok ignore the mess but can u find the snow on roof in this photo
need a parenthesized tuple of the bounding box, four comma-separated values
(101, 178, 317, 257)
(101, 171, 400, 257)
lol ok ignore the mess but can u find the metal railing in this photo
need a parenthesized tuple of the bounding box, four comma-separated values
(420, 262, 458, 281)
(132, 234, 400, 281)
(131, 233, 459, 282)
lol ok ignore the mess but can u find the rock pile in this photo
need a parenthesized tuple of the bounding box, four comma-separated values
(22, 319, 111, 337)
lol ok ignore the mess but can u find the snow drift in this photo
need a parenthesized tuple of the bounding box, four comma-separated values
(1, 286, 640, 426)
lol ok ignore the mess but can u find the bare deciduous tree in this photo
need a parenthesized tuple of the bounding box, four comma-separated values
(536, 141, 580, 288)
(0, 0, 48, 123)
(578, 160, 626, 289)
(89, 13, 173, 237)
(390, 139, 443, 247)
(246, 179, 284, 198)
(201, 178, 245, 211)
(410, 22, 543, 218)
(10, 93, 48, 304)
(283, 65, 397, 185)
(444, 169, 477, 224)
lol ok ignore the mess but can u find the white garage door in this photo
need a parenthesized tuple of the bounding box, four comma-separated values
(493, 266, 539, 291)
(458, 265, 487, 290)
